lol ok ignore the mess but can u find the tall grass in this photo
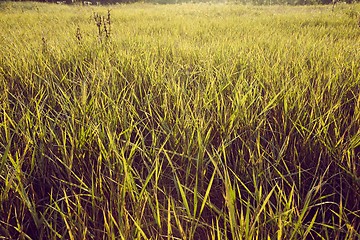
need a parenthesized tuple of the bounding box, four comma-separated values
(0, 2, 359, 239)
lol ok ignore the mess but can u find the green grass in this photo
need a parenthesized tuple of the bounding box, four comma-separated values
(0, 1, 359, 239)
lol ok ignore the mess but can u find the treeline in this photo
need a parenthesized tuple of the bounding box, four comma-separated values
(4, 0, 359, 6)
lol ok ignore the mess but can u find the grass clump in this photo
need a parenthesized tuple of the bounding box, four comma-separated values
(0, 2, 359, 239)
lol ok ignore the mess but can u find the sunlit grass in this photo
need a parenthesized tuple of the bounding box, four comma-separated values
(0, 1, 359, 239)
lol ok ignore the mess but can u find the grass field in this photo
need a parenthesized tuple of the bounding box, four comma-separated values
(0, 1, 359, 239)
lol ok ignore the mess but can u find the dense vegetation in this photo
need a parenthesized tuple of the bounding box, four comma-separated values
(0, 1, 360, 239)
(7, 0, 360, 6)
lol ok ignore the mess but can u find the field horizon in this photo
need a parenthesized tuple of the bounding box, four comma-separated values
(0, 2, 359, 239)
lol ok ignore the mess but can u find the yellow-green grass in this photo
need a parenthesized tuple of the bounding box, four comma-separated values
(0, 1, 359, 239)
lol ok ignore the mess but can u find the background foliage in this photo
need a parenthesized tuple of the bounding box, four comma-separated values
(4, 0, 360, 6)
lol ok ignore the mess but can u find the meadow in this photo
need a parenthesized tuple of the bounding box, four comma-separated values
(0, 1, 359, 239)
